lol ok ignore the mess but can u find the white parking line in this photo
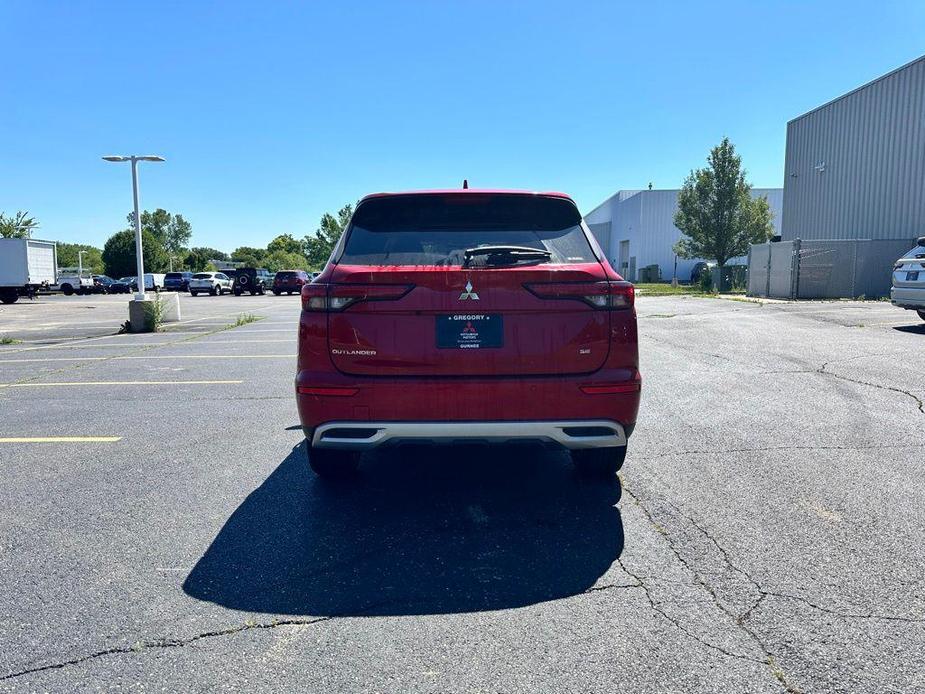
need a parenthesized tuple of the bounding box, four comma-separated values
(0, 355, 293, 363)
(0, 436, 122, 443)
(0, 380, 244, 388)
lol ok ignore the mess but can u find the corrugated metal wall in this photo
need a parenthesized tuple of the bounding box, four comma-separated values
(584, 188, 783, 282)
(782, 56, 925, 241)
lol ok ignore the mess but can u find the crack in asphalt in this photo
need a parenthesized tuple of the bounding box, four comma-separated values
(613, 556, 768, 667)
(646, 442, 925, 460)
(681, 512, 925, 624)
(818, 361, 924, 414)
(622, 486, 803, 692)
(3, 580, 650, 683)
(623, 483, 925, 693)
(0, 616, 333, 682)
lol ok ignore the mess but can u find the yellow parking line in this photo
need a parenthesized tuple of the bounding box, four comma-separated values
(0, 380, 243, 388)
(0, 436, 122, 443)
(0, 355, 292, 363)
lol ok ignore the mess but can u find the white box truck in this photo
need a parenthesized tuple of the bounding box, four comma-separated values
(0, 238, 57, 304)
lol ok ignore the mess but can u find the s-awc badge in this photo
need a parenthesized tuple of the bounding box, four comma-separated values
(436, 314, 504, 349)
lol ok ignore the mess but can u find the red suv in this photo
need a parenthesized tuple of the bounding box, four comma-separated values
(273, 270, 310, 295)
(296, 190, 640, 478)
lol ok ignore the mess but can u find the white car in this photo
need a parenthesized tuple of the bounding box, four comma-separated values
(189, 272, 232, 296)
(891, 237, 925, 321)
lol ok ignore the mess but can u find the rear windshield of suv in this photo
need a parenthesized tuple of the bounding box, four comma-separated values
(192, 273, 213, 279)
(339, 194, 596, 266)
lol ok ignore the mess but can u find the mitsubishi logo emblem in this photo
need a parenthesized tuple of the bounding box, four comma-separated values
(458, 280, 479, 301)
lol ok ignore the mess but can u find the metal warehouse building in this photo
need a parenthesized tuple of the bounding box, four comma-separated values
(751, 55, 925, 298)
(584, 188, 783, 283)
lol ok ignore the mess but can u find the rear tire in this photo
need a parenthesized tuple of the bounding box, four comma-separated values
(190, 291, 198, 297)
(61, 284, 74, 296)
(233, 288, 242, 296)
(273, 290, 281, 296)
(0, 289, 19, 304)
(308, 447, 361, 479)
(918, 310, 925, 322)
(210, 285, 218, 296)
(572, 446, 626, 477)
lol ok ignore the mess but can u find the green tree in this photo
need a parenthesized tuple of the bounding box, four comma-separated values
(57, 243, 103, 273)
(102, 229, 169, 278)
(267, 233, 304, 256)
(230, 246, 268, 268)
(673, 137, 774, 268)
(264, 250, 308, 273)
(0, 211, 39, 238)
(303, 204, 353, 268)
(185, 247, 229, 272)
(127, 209, 192, 261)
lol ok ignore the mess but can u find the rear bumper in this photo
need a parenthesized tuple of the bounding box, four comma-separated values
(891, 286, 925, 309)
(309, 420, 626, 450)
(296, 368, 640, 444)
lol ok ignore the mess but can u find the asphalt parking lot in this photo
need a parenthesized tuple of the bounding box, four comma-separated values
(1, 293, 924, 693)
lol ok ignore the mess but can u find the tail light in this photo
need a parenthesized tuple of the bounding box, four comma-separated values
(302, 283, 414, 311)
(524, 281, 634, 309)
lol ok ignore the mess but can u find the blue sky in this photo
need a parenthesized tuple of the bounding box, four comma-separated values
(2, 1, 924, 252)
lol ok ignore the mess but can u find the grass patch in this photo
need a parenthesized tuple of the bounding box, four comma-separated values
(230, 313, 262, 328)
(635, 283, 713, 297)
(146, 295, 165, 332)
(0, 336, 22, 345)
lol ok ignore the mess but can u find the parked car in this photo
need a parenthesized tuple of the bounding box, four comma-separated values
(233, 267, 273, 295)
(188, 272, 233, 296)
(690, 261, 715, 284)
(891, 236, 925, 320)
(309, 271, 321, 282)
(273, 270, 310, 295)
(92, 275, 118, 294)
(296, 189, 641, 478)
(109, 277, 134, 293)
(163, 271, 194, 292)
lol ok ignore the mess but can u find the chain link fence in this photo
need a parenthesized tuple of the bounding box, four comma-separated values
(748, 238, 915, 299)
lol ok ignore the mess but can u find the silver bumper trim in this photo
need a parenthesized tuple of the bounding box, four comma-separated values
(310, 420, 627, 450)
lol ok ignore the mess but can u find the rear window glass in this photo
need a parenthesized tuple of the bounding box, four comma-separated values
(192, 273, 212, 279)
(275, 271, 297, 279)
(339, 194, 595, 266)
(165, 273, 183, 279)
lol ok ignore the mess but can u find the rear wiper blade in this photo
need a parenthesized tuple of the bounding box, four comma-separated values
(463, 245, 552, 266)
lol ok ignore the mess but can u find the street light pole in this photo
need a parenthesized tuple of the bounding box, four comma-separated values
(78, 250, 87, 277)
(102, 154, 165, 301)
(130, 158, 145, 301)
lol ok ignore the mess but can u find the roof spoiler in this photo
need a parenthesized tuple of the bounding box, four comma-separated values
(918, 236, 925, 247)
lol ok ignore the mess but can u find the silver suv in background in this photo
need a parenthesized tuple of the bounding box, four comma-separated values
(189, 272, 232, 296)
(891, 236, 925, 321)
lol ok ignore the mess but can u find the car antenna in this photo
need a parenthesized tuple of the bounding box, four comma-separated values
(462, 179, 469, 189)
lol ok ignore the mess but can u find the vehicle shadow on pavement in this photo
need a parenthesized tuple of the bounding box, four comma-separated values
(183, 441, 624, 616)
(893, 324, 925, 334)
